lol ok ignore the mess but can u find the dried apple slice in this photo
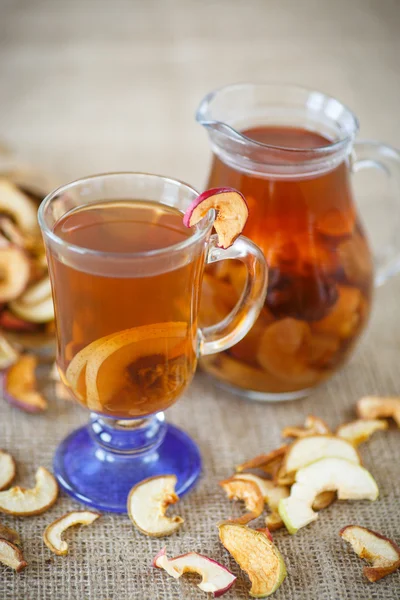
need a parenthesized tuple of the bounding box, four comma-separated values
(0, 450, 16, 491)
(0, 217, 27, 248)
(0, 310, 38, 332)
(236, 445, 289, 478)
(336, 419, 388, 446)
(85, 322, 187, 411)
(0, 179, 38, 236)
(357, 396, 400, 427)
(281, 415, 330, 439)
(0, 245, 30, 302)
(340, 525, 400, 582)
(0, 467, 58, 516)
(183, 187, 248, 249)
(218, 522, 287, 597)
(2, 354, 47, 413)
(43, 510, 101, 555)
(0, 522, 20, 545)
(0, 539, 27, 572)
(127, 475, 183, 537)
(219, 477, 264, 524)
(0, 336, 19, 370)
(153, 547, 236, 597)
(10, 277, 54, 323)
(278, 435, 361, 485)
(278, 457, 378, 534)
(312, 491, 336, 511)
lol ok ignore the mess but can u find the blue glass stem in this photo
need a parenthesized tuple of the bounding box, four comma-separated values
(90, 412, 167, 455)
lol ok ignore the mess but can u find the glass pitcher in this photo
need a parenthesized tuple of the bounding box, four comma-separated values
(196, 83, 400, 401)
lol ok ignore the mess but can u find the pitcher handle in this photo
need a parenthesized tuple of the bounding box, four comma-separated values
(352, 140, 400, 286)
(199, 234, 268, 355)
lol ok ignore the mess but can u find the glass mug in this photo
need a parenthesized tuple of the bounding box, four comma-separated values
(196, 83, 400, 401)
(38, 173, 267, 512)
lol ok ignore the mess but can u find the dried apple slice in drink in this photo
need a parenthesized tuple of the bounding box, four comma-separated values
(0, 450, 16, 491)
(340, 525, 400, 582)
(0, 467, 58, 516)
(2, 354, 47, 413)
(336, 419, 388, 446)
(43, 510, 101, 555)
(85, 322, 187, 411)
(278, 457, 378, 534)
(218, 522, 287, 597)
(219, 477, 264, 524)
(357, 396, 400, 427)
(313, 286, 363, 339)
(183, 187, 248, 249)
(153, 548, 237, 597)
(0, 539, 27, 572)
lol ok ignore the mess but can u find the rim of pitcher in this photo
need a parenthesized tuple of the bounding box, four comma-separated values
(38, 172, 214, 259)
(196, 82, 359, 155)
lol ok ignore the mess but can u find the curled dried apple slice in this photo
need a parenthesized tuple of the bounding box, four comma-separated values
(278, 435, 361, 485)
(10, 277, 54, 323)
(85, 322, 187, 411)
(2, 354, 47, 413)
(232, 474, 289, 532)
(218, 522, 287, 597)
(357, 396, 400, 427)
(0, 450, 16, 491)
(0, 336, 19, 369)
(43, 510, 101, 555)
(336, 419, 388, 446)
(127, 475, 183, 537)
(278, 457, 378, 534)
(0, 245, 30, 302)
(183, 188, 248, 249)
(0, 179, 38, 236)
(0, 522, 20, 545)
(0, 467, 58, 516)
(340, 525, 400, 582)
(236, 445, 289, 478)
(153, 548, 236, 597)
(0, 538, 27, 572)
(220, 477, 264, 525)
(281, 415, 330, 439)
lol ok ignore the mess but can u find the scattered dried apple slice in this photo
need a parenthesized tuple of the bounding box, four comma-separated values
(0, 336, 19, 369)
(220, 477, 264, 524)
(0, 450, 16, 491)
(10, 277, 54, 323)
(2, 354, 47, 413)
(278, 457, 378, 534)
(0, 179, 39, 236)
(336, 419, 388, 446)
(357, 396, 400, 427)
(0, 467, 58, 516)
(127, 475, 183, 537)
(0, 522, 20, 545)
(43, 510, 101, 555)
(85, 322, 187, 411)
(0, 245, 30, 302)
(153, 547, 236, 597)
(183, 187, 248, 249)
(0, 310, 38, 332)
(340, 525, 400, 582)
(236, 445, 289, 478)
(0, 538, 27, 572)
(281, 415, 330, 439)
(218, 522, 287, 597)
(278, 435, 361, 485)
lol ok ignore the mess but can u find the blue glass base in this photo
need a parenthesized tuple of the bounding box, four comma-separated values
(53, 420, 202, 513)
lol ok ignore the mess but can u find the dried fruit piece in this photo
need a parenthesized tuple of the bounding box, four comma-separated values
(278, 435, 360, 485)
(0, 245, 30, 302)
(357, 396, 400, 427)
(340, 525, 400, 582)
(10, 277, 54, 323)
(43, 510, 101, 555)
(0, 179, 38, 236)
(127, 475, 183, 537)
(0, 311, 38, 332)
(312, 491, 336, 511)
(153, 548, 236, 597)
(0, 336, 19, 369)
(0, 217, 27, 248)
(313, 286, 362, 339)
(0, 539, 27, 572)
(281, 415, 330, 439)
(0, 522, 20, 545)
(0, 450, 16, 491)
(278, 458, 378, 534)
(183, 187, 248, 249)
(236, 445, 289, 479)
(336, 419, 388, 446)
(220, 477, 264, 524)
(2, 354, 47, 413)
(218, 522, 287, 597)
(0, 467, 58, 516)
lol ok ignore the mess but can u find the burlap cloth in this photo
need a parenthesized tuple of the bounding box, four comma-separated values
(0, 276, 399, 600)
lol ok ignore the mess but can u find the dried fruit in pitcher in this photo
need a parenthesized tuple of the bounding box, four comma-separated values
(0, 244, 30, 302)
(0, 450, 16, 491)
(153, 548, 237, 597)
(278, 458, 378, 534)
(2, 354, 47, 413)
(44, 510, 101, 555)
(183, 188, 248, 249)
(357, 396, 400, 427)
(127, 475, 183, 537)
(281, 414, 330, 439)
(336, 419, 388, 446)
(218, 522, 287, 597)
(0, 538, 27, 572)
(219, 477, 264, 524)
(313, 286, 362, 339)
(340, 525, 400, 582)
(0, 467, 58, 516)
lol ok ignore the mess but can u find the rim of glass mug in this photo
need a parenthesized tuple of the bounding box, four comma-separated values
(196, 82, 360, 178)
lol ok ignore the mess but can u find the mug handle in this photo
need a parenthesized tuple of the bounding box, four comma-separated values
(352, 140, 400, 286)
(198, 234, 268, 355)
